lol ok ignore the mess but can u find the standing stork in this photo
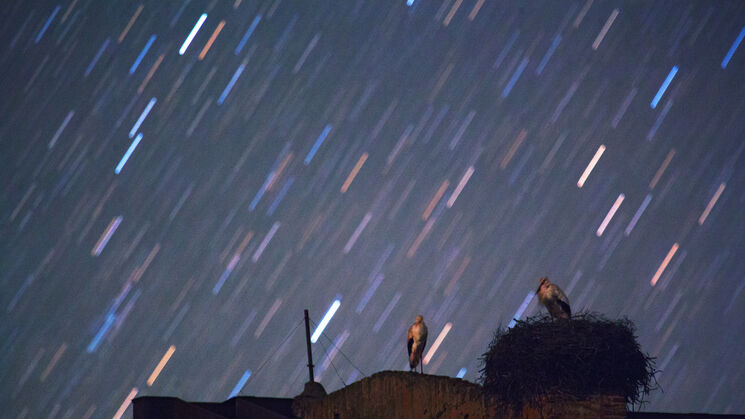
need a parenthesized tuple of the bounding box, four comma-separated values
(407, 315, 428, 373)
(537, 277, 571, 320)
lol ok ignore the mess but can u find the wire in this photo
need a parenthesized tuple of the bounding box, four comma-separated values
(316, 333, 347, 386)
(309, 316, 368, 378)
(239, 317, 304, 395)
(322, 330, 368, 378)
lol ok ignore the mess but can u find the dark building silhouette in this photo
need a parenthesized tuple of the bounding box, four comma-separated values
(133, 371, 745, 418)
(133, 395, 294, 419)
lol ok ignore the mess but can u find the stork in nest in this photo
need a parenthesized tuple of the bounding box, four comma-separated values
(537, 277, 571, 320)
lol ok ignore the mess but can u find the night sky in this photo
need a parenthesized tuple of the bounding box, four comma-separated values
(3, 0, 745, 417)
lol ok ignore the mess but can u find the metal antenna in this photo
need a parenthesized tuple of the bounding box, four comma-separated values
(304, 309, 315, 382)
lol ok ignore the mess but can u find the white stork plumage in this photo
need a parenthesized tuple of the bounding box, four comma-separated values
(537, 277, 571, 320)
(407, 315, 428, 373)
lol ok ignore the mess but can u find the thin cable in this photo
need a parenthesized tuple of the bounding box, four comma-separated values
(322, 330, 368, 378)
(309, 317, 368, 377)
(316, 332, 347, 386)
(239, 317, 304, 395)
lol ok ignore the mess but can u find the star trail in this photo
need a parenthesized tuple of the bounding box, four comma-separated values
(2, 1, 745, 417)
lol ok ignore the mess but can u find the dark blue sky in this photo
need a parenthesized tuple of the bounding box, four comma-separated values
(2, 0, 745, 416)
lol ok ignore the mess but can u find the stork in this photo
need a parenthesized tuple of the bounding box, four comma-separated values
(537, 277, 571, 320)
(407, 315, 428, 373)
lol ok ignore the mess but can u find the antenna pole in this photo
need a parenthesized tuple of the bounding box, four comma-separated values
(304, 309, 315, 382)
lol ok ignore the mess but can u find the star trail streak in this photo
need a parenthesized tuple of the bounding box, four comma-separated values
(34, 5, 61, 44)
(508, 292, 535, 329)
(146, 345, 176, 386)
(235, 14, 262, 55)
(721, 27, 745, 69)
(129, 98, 157, 138)
(423, 322, 452, 365)
(596, 193, 625, 237)
(304, 124, 333, 165)
(130, 35, 157, 75)
(311, 300, 341, 343)
(2, 1, 745, 417)
(651, 66, 678, 109)
(179, 13, 207, 55)
(217, 61, 246, 105)
(229, 370, 252, 398)
(577, 144, 605, 188)
(115, 133, 144, 174)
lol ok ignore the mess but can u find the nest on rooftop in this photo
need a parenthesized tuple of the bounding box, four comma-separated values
(479, 313, 658, 408)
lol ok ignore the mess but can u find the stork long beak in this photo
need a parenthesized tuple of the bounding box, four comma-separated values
(536, 277, 548, 294)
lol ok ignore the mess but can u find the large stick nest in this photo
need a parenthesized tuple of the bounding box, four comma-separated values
(479, 313, 658, 407)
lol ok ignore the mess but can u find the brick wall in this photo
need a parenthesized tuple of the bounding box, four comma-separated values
(293, 371, 626, 419)
(520, 394, 627, 419)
